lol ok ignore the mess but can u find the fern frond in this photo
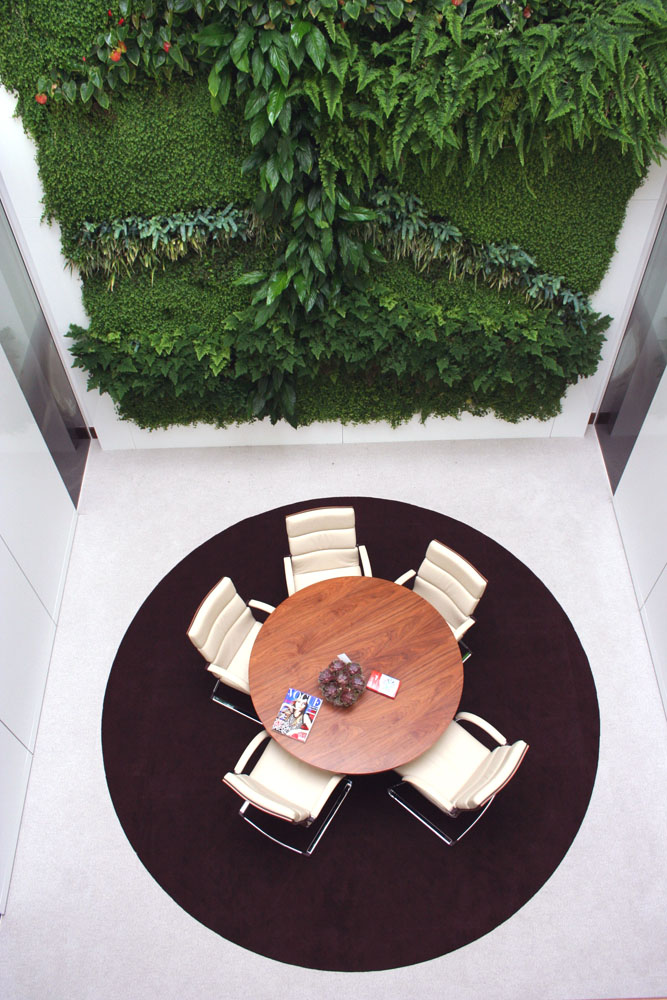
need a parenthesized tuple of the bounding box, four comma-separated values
(319, 11, 337, 43)
(327, 49, 348, 87)
(318, 156, 338, 202)
(347, 100, 384, 128)
(301, 76, 321, 112)
(466, 113, 484, 166)
(374, 81, 401, 120)
(353, 56, 382, 94)
(391, 105, 419, 169)
(409, 12, 436, 66)
(422, 100, 446, 149)
(322, 74, 343, 119)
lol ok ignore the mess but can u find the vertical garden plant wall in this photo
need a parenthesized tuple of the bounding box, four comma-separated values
(0, 0, 665, 429)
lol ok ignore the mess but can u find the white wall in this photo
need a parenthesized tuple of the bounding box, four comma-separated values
(613, 366, 667, 714)
(0, 347, 76, 912)
(1, 83, 666, 449)
(552, 158, 667, 436)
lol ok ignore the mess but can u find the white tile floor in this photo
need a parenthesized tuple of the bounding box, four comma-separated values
(1, 430, 667, 1000)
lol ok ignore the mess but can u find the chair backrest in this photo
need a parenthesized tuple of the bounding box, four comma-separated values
(187, 576, 256, 669)
(452, 740, 528, 811)
(285, 506, 360, 575)
(413, 539, 487, 633)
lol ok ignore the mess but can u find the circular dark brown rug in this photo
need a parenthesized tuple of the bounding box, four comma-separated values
(102, 497, 599, 972)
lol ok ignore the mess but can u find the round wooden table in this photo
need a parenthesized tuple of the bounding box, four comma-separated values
(249, 576, 464, 774)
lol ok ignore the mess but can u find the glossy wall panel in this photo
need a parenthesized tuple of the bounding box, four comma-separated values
(0, 199, 90, 505)
(0, 348, 76, 618)
(0, 347, 76, 914)
(0, 538, 57, 752)
(641, 568, 667, 710)
(0, 720, 33, 912)
(596, 202, 667, 491)
(613, 366, 667, 708)
(614, 367, 667, 604)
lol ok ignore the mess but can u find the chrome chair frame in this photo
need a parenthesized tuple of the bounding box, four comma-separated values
(210, 679, 260, 724)
(387, 780, 495, 846)
(238, 777, 353, 856)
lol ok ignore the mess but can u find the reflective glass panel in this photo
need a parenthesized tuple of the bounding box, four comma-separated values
(0, 200, 89, 506)
(596, 205, 667, 492)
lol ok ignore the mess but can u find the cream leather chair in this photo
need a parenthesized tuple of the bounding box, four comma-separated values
(223, 731, 352, 855)
(284, 506, 372, 595)
(395, 539, 487, 649)
(187, 576, 274, 719)
(388, 711, 528, 845)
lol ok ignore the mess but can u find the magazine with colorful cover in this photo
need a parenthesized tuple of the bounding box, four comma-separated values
(272, 689, 323, 742)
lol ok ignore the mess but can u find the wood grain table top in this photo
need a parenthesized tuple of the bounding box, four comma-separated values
(249, 576, 463, 775)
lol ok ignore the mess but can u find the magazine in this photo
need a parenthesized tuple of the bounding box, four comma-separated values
(366, 670, 401, 699)
(272, 688, 323, 742)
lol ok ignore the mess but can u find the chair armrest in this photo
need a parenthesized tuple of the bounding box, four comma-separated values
(207, 663, 226, 681)
(452, 616, 475, 641)
(359, 544, 372, 578)
(394, 569, 416, 587)
(248, 599, 275, 615)
(454, 712, 507, 746)
(233, 731, 271, 774)
(308, 773, 347, 821)
(207, 664, 251, 695)
(284, 556, 296, 596)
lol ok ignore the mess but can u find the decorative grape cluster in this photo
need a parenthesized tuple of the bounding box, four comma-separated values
(318, 657, 365, 708)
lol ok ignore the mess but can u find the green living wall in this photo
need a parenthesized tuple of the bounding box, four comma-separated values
(1, 0, 666, 428)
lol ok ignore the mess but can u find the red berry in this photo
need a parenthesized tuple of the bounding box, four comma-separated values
(451, 0, 462, 6)
(108, 9, 112, 15)
(118, 17, 124, 24)
(523, 4, 532, 15)
(35, 93, 47, 104)
(163, 41, 171, 52)
(82, 56, 86, 61)
(110, 49, 121, 62)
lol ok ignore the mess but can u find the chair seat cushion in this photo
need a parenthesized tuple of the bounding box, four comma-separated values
(395, 720, 490, 811)
(293, 564, 362, 592)
(291, 546, 361, 574)
(227, 739, 344, 822)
